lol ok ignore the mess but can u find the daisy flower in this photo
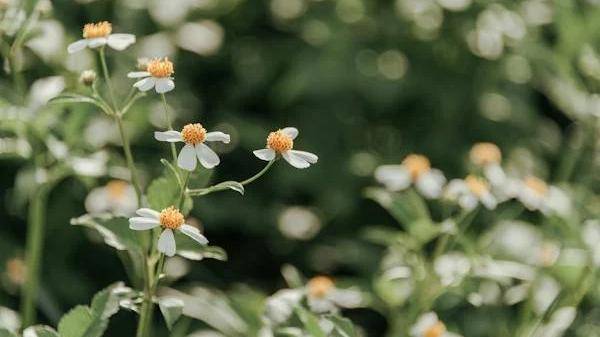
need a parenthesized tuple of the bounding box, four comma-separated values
(67, 21, 135, 54)
(374, 154, 446, 198)
(129, 206, 208, 257)
(154, 123, 230, 171)
(253, 127, 318, 169)
(411, 312, 461, 337)
(305, 276, 362, 313)
(517, 176, 570, 216)
(85, 180, 137, 216)
(128, 57, 175, 94)
(445, 175, 497, 210)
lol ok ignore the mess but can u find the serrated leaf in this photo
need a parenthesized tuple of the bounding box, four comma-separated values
(71, 214, 142, 252)
(294, 306, 326, 337)
(147, 176, 192, 214)
(23, 325, 59, 337)
(175, 232, 227, 261)
(158, 297, 184, 330)
(57, 306, 94, 337)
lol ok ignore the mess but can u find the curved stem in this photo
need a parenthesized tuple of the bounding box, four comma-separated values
(160, 94, 178, 163)
(115, 115, 143, 207)
(187, 159, 276, 196)
(240, 159, 275, 185)
(99, 47, 118, 110)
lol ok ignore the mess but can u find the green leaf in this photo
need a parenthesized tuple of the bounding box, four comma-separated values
(49, 93, 111, 114)
(23, 325, 59, 337)
(324, 315, 357, 337)
(57, 306, 95, 337)
(211, 181, 245, 195)
(158, 297, 184, 330)
(0, 329, 17, 337)
(71, 214, 142, 253)
(175, 231, 227, 261)
(294, 306, 326, 337)
(147, 175, 192, 214)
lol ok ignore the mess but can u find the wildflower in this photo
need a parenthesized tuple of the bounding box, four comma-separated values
(253, 127, 318, 168)
(433, 252, 470, 287)
(411, 312, 460, 337)
(67, 21, 135, 53)
(469, 142, 507, 186)
(445, 175, 497, 210)
(85, 180, 137, 216)
(129, 206, 208, 257)
(154, 123, 230, 171)
(79, 70, 97, 86)
(305, 276, 362, 313)
(127, 57, 175, 94)
(374, 154, 446, 198)
(517, 176, 570, 216)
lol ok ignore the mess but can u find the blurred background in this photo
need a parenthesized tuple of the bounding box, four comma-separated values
(1, 0, 600, 336)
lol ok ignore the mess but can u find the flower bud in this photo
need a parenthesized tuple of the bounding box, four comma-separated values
(79, 70, 97, 86)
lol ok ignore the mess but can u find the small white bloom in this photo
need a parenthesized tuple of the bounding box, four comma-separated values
(375, 154, 446, 198)
(154, 123, 230, 171)
(305, 276, 362, 313)
(85, 180, 137, 216)
(128, 57, 175, 94)
(411, 312, 461, 337)
(445, 175, 497, 210)
(517, 176, 571, 216)
(128, 206, 208, 257)
(264, 288, 303, 324)
(434, 252, 471, 287)
(67, 21, 135, 53)
(253, 127, 318, 169)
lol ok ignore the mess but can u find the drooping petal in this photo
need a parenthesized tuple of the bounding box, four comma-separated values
(107, 33, 136, 50)
(177, 144, 198, 171)
(288, 150, 318, 164)
(67, 39, 88, 54)
(281, 127, 299, 140)
(136, 208, 160, 219)
(128, 71, 151, 78)
(133, 77, 155, 92)
(205, 131, 230, 143)
(374, 165, 411, 191)
(87, 37, 108, 48)
(157, 229, 176, 257)
(253, 148, 276, 161)
(155, 78, 175, 94)
(180, 224, 208, 245)
(282, 151, 310, 169)
(195, 143, 220, 169)
(129, 217, 160, 230)
(154, 130, 183, 142)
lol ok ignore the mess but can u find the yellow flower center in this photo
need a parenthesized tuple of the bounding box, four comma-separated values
(267, 130, 293, 153)
(307, 276, 334, 298)
(402, 154, 431, 180)
(524, 176, 548, 197)
(424, 321, 446, 337)
(147, 58, 174, 78)
(181, 123, 207, 145)
(83, 21, 112, 39)
(106, 180, 128, 200)
(159, 206, 184, 229)
(470, 142, 502, 166)
(465, 175, 489, 197)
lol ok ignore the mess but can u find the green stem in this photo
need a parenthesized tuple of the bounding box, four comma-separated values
(114, 115, 143, 207)
(136, 254, 166, 337)
(240, 159, 275, 185)
(160, 94, 178, 163)
(20, 185, 49, 328)
(99, 47, 118, 110)
(187, 159, 276, 196)
(178, 172, 190, 209)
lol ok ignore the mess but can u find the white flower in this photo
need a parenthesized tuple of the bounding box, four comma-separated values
(374, 154, 446, 198)
(445, 175, 497, 210)
(67, 21, 135, 53)
(305, 276, 362, 313)
(154, 123, 230, 171)
(434, 252, 471, 287)
(127, 57, 175, 94)
(264, 289, 303, 325)
(128, 206, 208, 257)
(253, 127, 318, 169)
(85, 180, 137, 216)
(517, 176, 571, 216)
(411, 312, 461, 337)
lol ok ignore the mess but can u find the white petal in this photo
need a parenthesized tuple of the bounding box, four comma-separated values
(281, 127, 299, 140)
(133, 77, 155, 91)
(107, 33, 136, 50)
(128, 71, 151, 78)
(157, 229, 176, 257)
(288, 150, 317, 164)
(282, 151, 310, 169)
(180, 224, 208, 245)
(154, 78, 175, 94)
(129, 217, 160, 230)
(136, 208, 160, 219)
(195, 143, 220, 169)
(480, 193, 497, 210)
(374, 165, 411, 191)
(177, 144, 198, 171)
(205, 131, 230, 143)
(87, 37, 107, 48)
(416, 170, 446, 199)
(67, 39, 87, 54)
(154, 130, 183, 142)
(253, 148, 276, 161)
(458, 194, 478, 210)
